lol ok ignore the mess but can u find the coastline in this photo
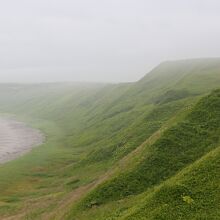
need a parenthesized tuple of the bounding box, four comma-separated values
(0, 118, 44, 164)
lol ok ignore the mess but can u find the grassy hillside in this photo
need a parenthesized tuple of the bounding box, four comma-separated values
(0, 58, 219, 219)
(66, 145, 220, 220)
(120, 145, 220, 220)
(79, 89, 220, 207)
(65, 89, 220, 220)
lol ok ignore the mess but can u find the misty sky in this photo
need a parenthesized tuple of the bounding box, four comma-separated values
(0, 0, 220, 83)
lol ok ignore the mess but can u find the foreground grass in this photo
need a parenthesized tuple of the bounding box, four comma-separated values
(120, 145, 220, 220)
(64, 146, 220, 220)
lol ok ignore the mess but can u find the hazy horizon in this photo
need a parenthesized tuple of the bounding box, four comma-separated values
(1, 0, 220, 83)
(0, 57, 219, 85)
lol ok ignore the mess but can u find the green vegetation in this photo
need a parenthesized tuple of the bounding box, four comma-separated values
(119, 145, 220, 220)
(0, 58, 219, 219)
(79, 89, 220, 209)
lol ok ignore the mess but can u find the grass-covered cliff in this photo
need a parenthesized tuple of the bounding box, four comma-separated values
(0, 58, 219, 219)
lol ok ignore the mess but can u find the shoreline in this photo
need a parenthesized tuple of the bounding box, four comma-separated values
(0, 118, 44, 164)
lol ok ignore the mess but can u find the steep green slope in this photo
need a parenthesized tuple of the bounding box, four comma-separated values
(69, 146, 220, 220)
(120, 146, 220, 220)
(80, 89, 220, 206)
(66, 89, 220, 220)
(75, 58, 220, 163)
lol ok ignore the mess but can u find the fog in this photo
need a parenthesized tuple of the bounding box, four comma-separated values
(0, 0, 220, 83)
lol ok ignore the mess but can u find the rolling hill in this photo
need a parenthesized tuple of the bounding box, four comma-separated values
(0, 58, 219, 219)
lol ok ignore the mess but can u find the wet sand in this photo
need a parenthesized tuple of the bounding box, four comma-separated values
(0, 118, 44, 164)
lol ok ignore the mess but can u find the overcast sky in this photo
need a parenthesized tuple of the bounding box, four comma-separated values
(0, 0, 220, 83)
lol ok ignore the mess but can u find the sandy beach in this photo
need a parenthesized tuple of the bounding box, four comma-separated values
(0, 118, 44, 164)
